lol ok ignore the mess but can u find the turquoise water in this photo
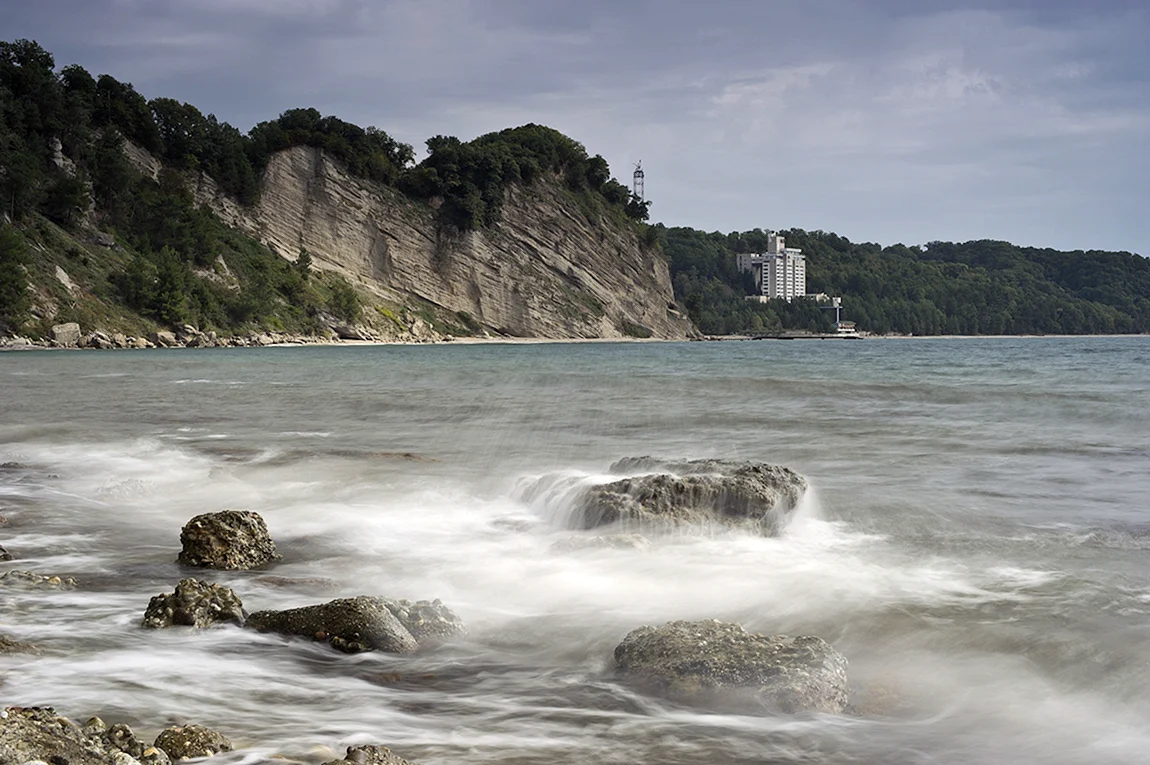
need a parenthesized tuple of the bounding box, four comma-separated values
(1, 338, 1148, 763)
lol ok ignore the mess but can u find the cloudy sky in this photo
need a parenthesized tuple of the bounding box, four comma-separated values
(4, 0, 1148, 253)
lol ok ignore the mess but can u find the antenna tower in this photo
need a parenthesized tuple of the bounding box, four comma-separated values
(632, 161, 645, 201)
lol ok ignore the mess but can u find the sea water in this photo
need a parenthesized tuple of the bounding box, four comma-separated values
(1, 337, 1148, 764)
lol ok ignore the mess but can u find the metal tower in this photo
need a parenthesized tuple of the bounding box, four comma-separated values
(633, 161, 645, 201)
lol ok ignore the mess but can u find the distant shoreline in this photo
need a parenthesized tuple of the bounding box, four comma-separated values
(2, 332, 1146, 352)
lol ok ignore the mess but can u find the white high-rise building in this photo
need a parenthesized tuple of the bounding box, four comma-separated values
(736, 233, 806, 301)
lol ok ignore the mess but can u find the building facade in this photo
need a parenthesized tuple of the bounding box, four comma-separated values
(736, 233, 807, 301)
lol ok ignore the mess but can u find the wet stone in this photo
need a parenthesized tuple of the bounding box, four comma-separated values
(153, 724, 232, 760)
(322, 744, 420, 765)
(246, 596, 420, 654)
(178, 510, 280, 570)
(614, 619, 850, 714)
(142, 578, 245, 629)
(0, 570, 78, 589)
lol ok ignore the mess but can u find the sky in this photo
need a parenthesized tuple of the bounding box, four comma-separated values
(3, 0, 1148, 254)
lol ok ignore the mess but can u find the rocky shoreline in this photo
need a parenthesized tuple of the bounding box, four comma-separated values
(0, 459, 850, 763)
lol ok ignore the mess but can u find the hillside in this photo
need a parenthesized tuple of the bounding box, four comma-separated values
(0, 40, 691, 345)
(662, 226, 1150, 336)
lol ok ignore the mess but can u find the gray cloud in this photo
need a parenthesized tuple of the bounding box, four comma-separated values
(2, 0, 1146, 252)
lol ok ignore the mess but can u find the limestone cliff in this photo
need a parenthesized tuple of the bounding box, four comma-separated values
(189, 146, 694, 339)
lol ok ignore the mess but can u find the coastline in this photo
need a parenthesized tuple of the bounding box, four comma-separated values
(2, 331, 1146, 352)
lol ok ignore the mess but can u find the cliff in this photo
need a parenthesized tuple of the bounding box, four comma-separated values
(188, 146, 693, 339)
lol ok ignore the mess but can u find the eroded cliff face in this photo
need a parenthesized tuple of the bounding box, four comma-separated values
(190, 146, 694, 339)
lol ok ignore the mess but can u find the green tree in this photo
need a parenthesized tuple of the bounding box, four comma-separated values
(0, 224, 31, 330)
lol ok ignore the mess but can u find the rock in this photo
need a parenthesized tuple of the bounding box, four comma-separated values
(0, 570, 78, 589)
(93, 231, 117, 248)
(140, 746, 172, 765)
(550, 533, 651, 552)
(83, 717, 145, 759)
(55, 265, 77, 292)
(322, 744, 420, 765)
(246, 596, 419, 654)
(111, 333, 129, 348)
(380, 598, 466, 643)
(51, 322, 82, 348)
(0, 707, 111, 765)
(153, 724, 232, 760)
(614, 620, 849, 714)
(177, 510, 280, 570)
(572, 457, 808, 535)
(0, 542, 11, 561)
(0, 633, 39, 654)
(83, 331, 115, 350)
(142, 578, 245, 629)
(150, 331, 178, 348)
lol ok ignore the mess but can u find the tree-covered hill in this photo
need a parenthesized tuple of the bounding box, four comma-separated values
(661, 226, 1150, 336)
(0, 39, 650, 338)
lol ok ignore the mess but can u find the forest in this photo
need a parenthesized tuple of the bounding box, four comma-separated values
(661, 226, 1150, 336)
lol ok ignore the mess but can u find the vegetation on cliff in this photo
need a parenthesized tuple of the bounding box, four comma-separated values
(0, 39, 654, 338)
(662, 226, 1150, 336)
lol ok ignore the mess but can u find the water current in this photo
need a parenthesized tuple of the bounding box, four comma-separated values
(1, 337, 1148, 764)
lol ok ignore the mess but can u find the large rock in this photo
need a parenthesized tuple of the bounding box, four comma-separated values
(614, 620, 849, 714)
(246, 596, 420, 654)
(142, 578, 245, 629)
(51, 322, 82, 347)
(0, 707, 121, 765)
(573, 457, 807, 535)
(323, 744, 420, 765)
(0, 542, 11, 561)
(177, 510, 280, 570)
(153, 724, 232, 760)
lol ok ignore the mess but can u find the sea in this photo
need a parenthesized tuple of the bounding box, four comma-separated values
(1, 337, 1148, 765)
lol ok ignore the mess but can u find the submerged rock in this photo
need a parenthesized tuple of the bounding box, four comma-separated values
(573, 457, 807, 535)
(142, 578, 245, 629)
(0, 633, 39, 654)
(178, 509, 280, 570)
(0, 542, 11, 561)
(153, 724, 232, 760)
(614, 619, 849, 714)
(323, 744, 420, 765)
(380, 598, 466, 642)
(0, 569, 78, 589)
(246, 596, 420, 654)
(550, 533, 651, 552)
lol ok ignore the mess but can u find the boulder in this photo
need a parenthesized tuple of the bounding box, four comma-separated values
(0, 542, 11, 561)
(0, 570, 78, 589)
(177, 510, 280, 570)
(150, 331, 178, 348)
(573, 457, 807, 535)
(51, 322, 82, 348)
(83, 331, 115, 350)
(142, 578, 245, 629)
(323, 744, 420, 765)
(0, 707, 111, 765)
(614, 620, 849, 714)
(153, 724, 232, 760)
(380, 598, 466, 642)
(246, 596, 419, 654)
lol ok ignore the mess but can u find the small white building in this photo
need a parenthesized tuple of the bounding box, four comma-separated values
(736, 233, 806, 301)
